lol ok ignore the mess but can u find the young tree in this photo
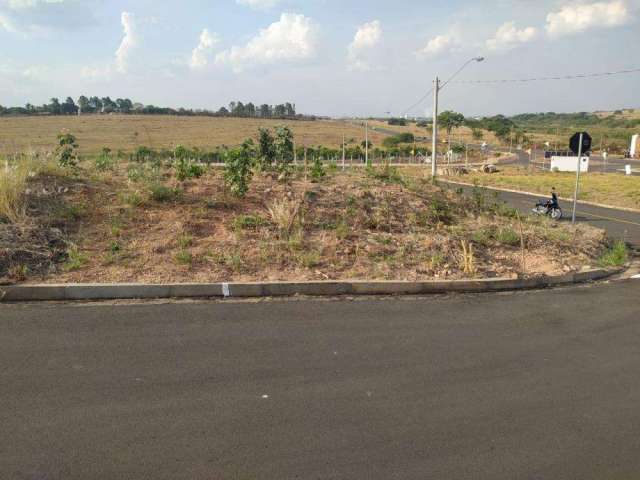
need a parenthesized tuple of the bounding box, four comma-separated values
(224, 139, 255, 197)
(257, 128, 276, 170)
(274, 126, 294, 178)
(55, 132, 79, 168)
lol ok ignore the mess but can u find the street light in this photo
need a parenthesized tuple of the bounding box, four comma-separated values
(431, 57, 485, 178)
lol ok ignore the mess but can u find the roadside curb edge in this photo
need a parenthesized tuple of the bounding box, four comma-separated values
(0, 268, 623, 302)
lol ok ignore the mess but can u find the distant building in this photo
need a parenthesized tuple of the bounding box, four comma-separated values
(631, 134, 639, 159)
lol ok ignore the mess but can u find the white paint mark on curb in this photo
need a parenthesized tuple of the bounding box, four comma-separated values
(632, 274, 640, 279)
(222, 283, 231, 297)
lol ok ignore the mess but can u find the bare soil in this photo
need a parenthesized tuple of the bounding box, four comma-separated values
(0, 163, 608, 285)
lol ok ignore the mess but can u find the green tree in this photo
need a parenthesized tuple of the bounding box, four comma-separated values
(77, 96, 90, 114)
(48, 98, 61, 115)
(438, 111, 465, 146)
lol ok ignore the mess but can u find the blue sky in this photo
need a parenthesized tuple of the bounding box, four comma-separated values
(1, 0, 639, 116)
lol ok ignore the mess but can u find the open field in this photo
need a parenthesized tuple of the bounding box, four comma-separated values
(447, 166, 640, 210)
(0, 115, 388, 156)
(0, 154, 611, 284)
(365, 120, 501, 145)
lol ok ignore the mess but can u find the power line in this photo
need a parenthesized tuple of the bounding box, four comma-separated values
(401, 87, 434, 117)
(400, 66, 640, 117)
(449, 67, 640, 84)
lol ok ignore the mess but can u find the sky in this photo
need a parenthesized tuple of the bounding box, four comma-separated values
(1, 0, 639, 117)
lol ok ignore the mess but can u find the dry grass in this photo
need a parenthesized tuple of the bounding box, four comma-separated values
(0, 115, 388, 156)
(0, 154, 61, 222)
(1, 160, 609, 284)
(448, 166, 640, 210)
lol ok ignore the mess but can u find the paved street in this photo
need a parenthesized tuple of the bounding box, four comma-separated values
(444, 179, 640, 248)
(1, 281, 640, 479)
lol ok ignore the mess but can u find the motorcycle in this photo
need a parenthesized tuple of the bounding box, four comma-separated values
(532, 200, 563, 220)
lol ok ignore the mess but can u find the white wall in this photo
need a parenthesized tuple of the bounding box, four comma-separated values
(550, 156, 589, 173)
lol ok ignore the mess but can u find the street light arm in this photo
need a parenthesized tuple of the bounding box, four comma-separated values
(440, 56, 484, 91)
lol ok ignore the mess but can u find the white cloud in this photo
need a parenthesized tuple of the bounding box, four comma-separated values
(236, 0, 281, 10)
(6, 0, 66, 9)
(115, 11, 138, 74)
(546, 0, 631, 37)
(215, 13, 318, 73)
(0, 12, 17, 31)
(347, 20, 382, 71)
(486, 21, 537, 50)
(417, 33, 457, 57)
(190, 28, 220, 69)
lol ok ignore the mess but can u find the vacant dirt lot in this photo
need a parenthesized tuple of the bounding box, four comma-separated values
(0, 115, 387, 156)
(1, 158, 609, 285)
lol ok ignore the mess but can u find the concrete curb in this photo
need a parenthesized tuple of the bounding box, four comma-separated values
(441, 180, 640, 214)
(0, 268, 622, 302)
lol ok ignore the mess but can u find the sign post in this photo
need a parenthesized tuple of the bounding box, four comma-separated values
(570, 132, 592, 224)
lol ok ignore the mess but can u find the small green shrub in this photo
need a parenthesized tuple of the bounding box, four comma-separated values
(175, 158, 204, 181)
(311, 157, 326, 181)
(175, 250, 193, 265)
(233, 214, 266, 231)
(496, 227, 520, 246)
(94, 147, 113, 171)
(598, 240, 628, 267)
(55, 133, 79, 168)
(427, 198, 454, 225)
(119, 191, 144, 207)
(64, 246, 88, 271)
(296, 251, 321, 268)
(177, 233, 193, 249)
(472, 227, 494, 246)
(149, 184, 181, 202)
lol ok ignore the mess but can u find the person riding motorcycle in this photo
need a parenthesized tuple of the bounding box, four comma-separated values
(548, 187, 559, 211)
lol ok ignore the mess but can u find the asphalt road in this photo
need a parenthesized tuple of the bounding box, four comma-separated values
(444, 181, 640, 248)
(2, 281, 640, 479)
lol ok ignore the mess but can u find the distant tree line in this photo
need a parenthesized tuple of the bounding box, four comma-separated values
(0, 97, 309, 119)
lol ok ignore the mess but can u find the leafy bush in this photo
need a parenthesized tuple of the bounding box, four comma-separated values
(64, 245, 88, 271)
(149, 184, 181, 202)
(233, 214, 266, 231)
(311, 157, 326, 181)
(427, 198, 454, 225)
(598, 240, 628, 267)
(224, 139, 255, 197)
(257, 128, 276, 171)
(175, 157, 205, 181)
(175, 250, 193, 265)
(94, 147, 113, 171)
(132, 146, 156, 163)
(496, 227, 520, 246)
(274, 126, 294, 179)
(55, 132, 78, 168)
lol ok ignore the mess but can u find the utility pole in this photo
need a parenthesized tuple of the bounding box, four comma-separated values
(571, 133, 584, 224)
(365, 121, 369, 165)
(431, 76, 440, 178)
(342, 134, 346, 170)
